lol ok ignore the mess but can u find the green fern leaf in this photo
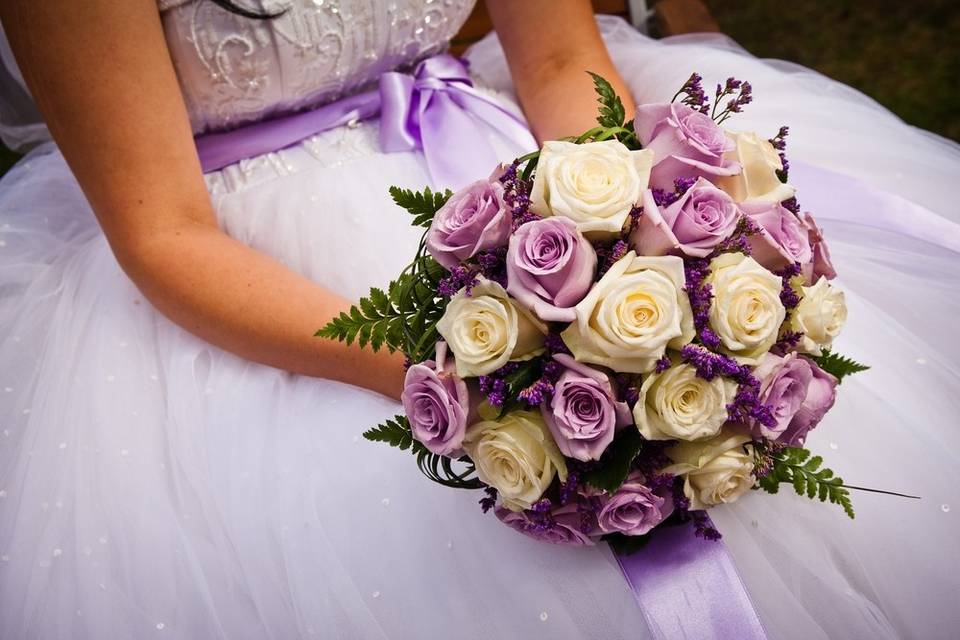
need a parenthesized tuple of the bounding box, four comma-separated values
(363, 415, 418, 451)
(389, 186, 453, 228)
(760, 446, 855, 519)
(587, 71, 626, 129)
(811, 349, 870, 383)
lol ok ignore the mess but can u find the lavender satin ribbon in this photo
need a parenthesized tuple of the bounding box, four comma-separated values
(195, 54, 536, 189)
(614, 523, 768, 640)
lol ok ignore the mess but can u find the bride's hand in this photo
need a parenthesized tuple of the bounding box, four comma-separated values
(487, 0, 636, 142)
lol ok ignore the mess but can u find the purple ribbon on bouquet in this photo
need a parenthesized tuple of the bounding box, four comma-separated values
(614, 523, 768, 639)
(194, 54, 537, 189)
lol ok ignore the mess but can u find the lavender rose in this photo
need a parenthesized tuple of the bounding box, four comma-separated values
(631, 178, 741, 258)
(495, 502, 596, 546)
(541, 354, 631, 462)
(594, 472, 674, 536)
(634, 102, 739, 190)
(426, 178, 511, 269)
(506, 217, 597, 322)
(801, 212, 837, 285)
(779, 360, 838, 446)
(741, 201, 812, 272)
(750, 352, 814, 440)
(401, 342, 470, 457)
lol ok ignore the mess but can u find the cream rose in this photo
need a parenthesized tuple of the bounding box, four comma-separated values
(634, 362, 738, 441)
(791, 277, 847, 355)
(708, 253, 785, 364)
(715, 131, 795, 204)
(663, 431, 754, 509)
(463, 410, 568, 512)
(437, 279, 546, 377)
(561, 252, 694, 373)
(531, 140, 654, 238)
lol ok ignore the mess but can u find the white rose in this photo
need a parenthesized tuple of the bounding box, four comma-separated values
(634, 362, 738, 441)
(463, 410, 568, 512)
(531, 140, 654, 238)
(437, 279, 546, 377)
(663, 431, 755, 509)
(791, 277, 847, 355)
(708, 253, 785, 364)
(561, 251, 694, 373)
(715, 131, 795, 204)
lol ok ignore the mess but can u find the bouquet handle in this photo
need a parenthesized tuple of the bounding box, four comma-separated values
(614, 524, 768, 640)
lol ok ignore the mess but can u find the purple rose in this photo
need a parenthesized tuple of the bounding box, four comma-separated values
(541, 354, 631, 462)
(401, 343, 470, 457)
(495, 502, 596, 546)
(426, 178, 511, 270)
(751, 352, 814, 440)
(741, 201, 812, 272)
(780, 359, 838, 446)
(801, 212, 837, 285)
(594, 472, 674, 536)
(631, 178, 741, 258)
(634, 102, 740, 190)
(506, 217, 597, 322)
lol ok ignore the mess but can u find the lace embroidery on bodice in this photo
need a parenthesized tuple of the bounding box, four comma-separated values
(158, 0, 475, 134)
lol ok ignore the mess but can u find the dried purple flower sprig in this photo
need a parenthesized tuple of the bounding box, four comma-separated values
(769, 125, 790, 182)
(671, 72, 710, 114)
(712, 77, 753, 124)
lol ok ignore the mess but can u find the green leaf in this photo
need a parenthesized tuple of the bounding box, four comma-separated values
(389, 186, 453, 228)
(587, 71, 626, 129)
(757, 446, 855, 519)
(584, 429, 644, 493)
(811, 349, 870, 383)
(363, 415, 422, 452)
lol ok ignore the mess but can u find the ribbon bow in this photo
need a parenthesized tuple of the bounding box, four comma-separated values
(379, 55, 537, 189)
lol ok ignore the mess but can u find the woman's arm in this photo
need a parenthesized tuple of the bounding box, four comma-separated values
(486, 0, 635, 142)
(0, 0, 407, 398)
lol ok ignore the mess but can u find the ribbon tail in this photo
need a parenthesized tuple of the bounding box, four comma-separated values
(614, 523, 768, 640)
(379, 72, 420, 153)
(418, 90, 502, 190)
(447, 83, 539, 155)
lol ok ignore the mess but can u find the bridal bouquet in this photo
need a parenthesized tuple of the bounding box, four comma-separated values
(319, 73, 868, 551)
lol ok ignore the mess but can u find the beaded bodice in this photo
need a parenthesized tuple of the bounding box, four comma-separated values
(158, 0, 475, 134)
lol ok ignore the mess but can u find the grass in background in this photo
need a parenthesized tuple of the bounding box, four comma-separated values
(703, 0, 960, 141)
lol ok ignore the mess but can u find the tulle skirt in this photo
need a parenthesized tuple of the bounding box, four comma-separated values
(1, 16, 959, 640)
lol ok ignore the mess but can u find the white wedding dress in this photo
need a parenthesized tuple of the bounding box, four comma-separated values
(1, 3, 958, 638)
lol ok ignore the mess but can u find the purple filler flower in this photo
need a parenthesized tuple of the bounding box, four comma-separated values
(632, 178, 741, 258)
(741, 201, 812, 272)
(541, 354, 632, 462)
(506, 217, 597, 322)
(426, 178, 512, 269)
(633, 102, 740, 191)
(495, 502, 596, 546)
(401, 343, 470, 457)
(750, 352, 814, 440)
(779, 359, 838, 446)
(595, 471, 675, 537)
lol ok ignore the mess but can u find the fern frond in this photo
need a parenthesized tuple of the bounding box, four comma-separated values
(587, 71, 626, 129)
(389, 186, 453, 228)
(756, 446, 855, 519)
(811, 349, 870, 383)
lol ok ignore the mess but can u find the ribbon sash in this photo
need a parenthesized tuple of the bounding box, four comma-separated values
(195, 54, 537, 189)
(614, 523, 768, 640)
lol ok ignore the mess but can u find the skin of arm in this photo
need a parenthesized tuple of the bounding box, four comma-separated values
(486, 0, 636, 142)
(0, 0, 629, 400)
